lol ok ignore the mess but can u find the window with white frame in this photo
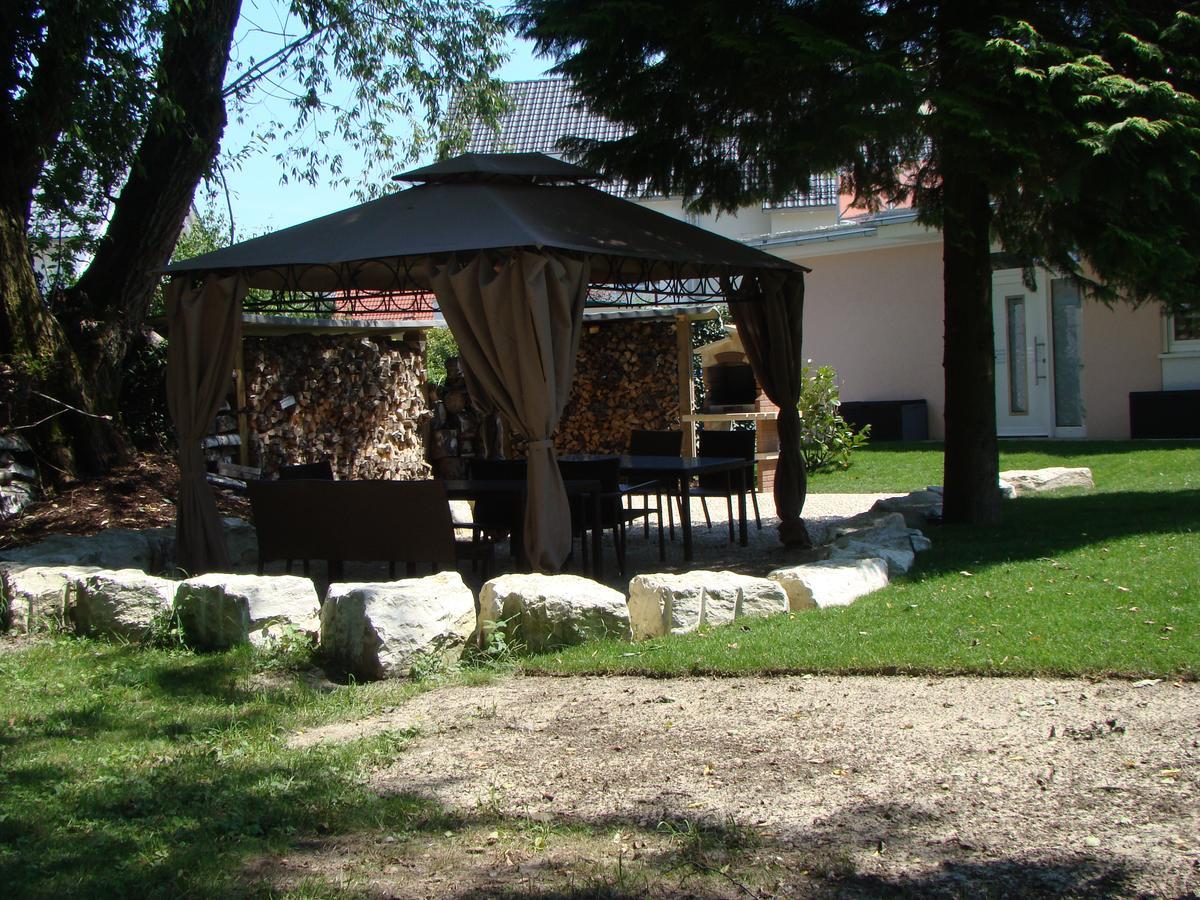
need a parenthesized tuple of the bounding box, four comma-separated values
(1169, 305, 1200, 350)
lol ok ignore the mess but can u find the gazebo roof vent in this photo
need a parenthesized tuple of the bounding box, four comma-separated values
(392, 151, 601, 185)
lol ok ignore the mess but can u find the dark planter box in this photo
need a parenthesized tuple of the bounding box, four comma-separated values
(839, 399, 929, 442)
(1129, 390, 1200, 439)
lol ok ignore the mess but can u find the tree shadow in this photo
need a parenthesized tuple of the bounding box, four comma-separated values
(915, 488, 1200, 577)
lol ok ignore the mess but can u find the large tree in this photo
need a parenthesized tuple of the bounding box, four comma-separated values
(513, 0, 1200, 524)
(1, 0, 505, 477)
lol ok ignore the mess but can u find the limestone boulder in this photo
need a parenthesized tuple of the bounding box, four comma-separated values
(321, 572, 477, 679)
(827, 522, 932, 576)
(769, 558, 890, 610)
(999, 467, 1094, 496)
(479, 574, 630, 652)
(0, 563, 100, 632)
(626, 570, 788, 641)
(0, 480, 37, 519)
(870, 491, 943, 528)
(221, 517, 259, 571)
(73, 569, 175, 640)
(0, 528, 173, 572)
(828, 540, 914, 575)
(175, 574, 320, 650)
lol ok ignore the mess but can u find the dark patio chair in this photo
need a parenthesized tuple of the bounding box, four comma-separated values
(278, 459, 334, 480)
(247, 479, 493, 582)
(691, 429, 762, 540)
(559, 456, 662, 575)
(626, 429, 683, 542)
(466, 458, 527, 554)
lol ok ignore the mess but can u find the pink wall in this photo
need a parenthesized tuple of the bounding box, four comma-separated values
(802, 241, 1166, 440)
(803, 242, 948, 438)
(1081, 301, 1162, 438)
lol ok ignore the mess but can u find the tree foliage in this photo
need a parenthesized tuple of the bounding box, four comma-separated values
(2, 0, 506, 477)
(513, 0, 1200, 523)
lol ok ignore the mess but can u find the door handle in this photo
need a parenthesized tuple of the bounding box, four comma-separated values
(1034, 337, 1047, 384)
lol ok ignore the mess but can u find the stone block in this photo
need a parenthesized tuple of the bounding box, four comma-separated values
(321, 572, 477, 679)
(478, 574, 630, 652)
(0, 528, 173, 572)
(175, 574, 320, 650)
(73, 569, 175, 640)
(998, 467, 1094, 496)
(870, 491, 943, 528)
(769, 558, 890, 610)
(0, 563, 100, 632)
(626, 570, 787, 641)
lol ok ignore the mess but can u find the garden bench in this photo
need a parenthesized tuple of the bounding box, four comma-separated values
(246, 479, 492, 580)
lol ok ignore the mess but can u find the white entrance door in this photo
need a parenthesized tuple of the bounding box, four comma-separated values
(993, 269, 1052, 436)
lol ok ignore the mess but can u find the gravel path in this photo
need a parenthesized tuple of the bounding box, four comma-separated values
(586, 491, 905, 583)
(291, 673, 1200, 897)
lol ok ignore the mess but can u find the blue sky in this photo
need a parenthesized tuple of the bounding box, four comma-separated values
(215, 5, 553, 237)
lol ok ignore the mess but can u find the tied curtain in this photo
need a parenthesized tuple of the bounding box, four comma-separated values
(726, 270, 812, 547)
(425, 250, 589, 572)
(165, 275, 247, 574)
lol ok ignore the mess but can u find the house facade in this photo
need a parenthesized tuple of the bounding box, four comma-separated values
(466, 79, 1200, 440)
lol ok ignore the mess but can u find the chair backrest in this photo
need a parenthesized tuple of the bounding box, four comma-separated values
(468, 458, 526, 533)
(698, 428, 756, 461)
(278, 460, 334, 480)
(628, 429, 683, 457)
(248, 479, 457, 567)
(558, 456, 623, 528)
(468, 458, 527, 480)
(248, 479, 337, 562)
(697, 429, 756, 491)
(334, 480, 457, 565)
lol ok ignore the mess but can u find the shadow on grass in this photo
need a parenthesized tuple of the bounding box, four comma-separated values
(914, 488, 1200, 577)
(853, 439, 1200, 458)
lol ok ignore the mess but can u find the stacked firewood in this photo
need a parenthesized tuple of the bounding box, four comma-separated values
(244, 332, 430, 480)
(554, 320, 680, 454)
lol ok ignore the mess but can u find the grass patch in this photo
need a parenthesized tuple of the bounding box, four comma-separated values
(0, 640, 470, 897)
(531, 441, 1200, 679)
(808, 439, 1200, 494)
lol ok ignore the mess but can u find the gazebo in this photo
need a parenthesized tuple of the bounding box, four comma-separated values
(162, 153, 810, 574)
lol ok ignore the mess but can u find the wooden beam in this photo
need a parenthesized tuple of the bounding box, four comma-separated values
(675, 313, 696, 457)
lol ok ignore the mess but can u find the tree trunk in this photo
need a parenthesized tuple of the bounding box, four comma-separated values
(66, 0, 243, 443)
(940, 160, 1001, 526)
(0, 199, 125, 474)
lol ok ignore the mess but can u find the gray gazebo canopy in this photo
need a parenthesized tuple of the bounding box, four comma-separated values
(162, 152, 809, 574)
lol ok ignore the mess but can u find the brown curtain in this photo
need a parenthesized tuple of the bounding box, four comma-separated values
(726, 270, 811, 547)
(424, 251, 589, 572)
(165, 274, 247, 573)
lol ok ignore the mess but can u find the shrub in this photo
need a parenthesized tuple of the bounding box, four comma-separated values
(798, 364, 870, 473)
(425, 327, 459, 385)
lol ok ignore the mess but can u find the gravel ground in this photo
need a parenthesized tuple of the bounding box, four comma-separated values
(289, 673, 1200, 898)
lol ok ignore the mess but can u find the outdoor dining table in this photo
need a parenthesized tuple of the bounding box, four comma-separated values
(558, 454, 755, 562)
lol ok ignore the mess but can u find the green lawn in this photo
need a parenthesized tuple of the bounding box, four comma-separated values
(529, 441, 1200, 679)
(1, 441, 1197, 896)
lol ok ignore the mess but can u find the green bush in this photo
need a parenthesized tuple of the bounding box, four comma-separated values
(798, 364, 870, 473)
(425, 327, 459, 385)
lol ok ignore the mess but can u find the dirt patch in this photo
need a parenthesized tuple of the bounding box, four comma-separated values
(1, 451, 248, 550)
(279, 674, 1200, 897)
